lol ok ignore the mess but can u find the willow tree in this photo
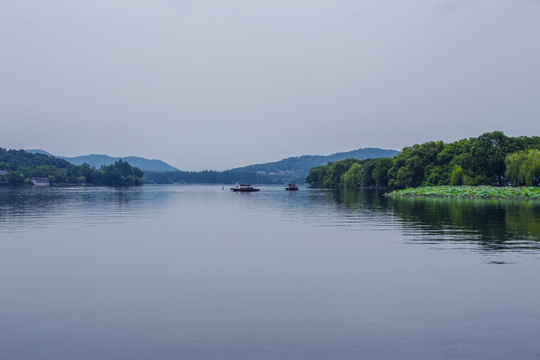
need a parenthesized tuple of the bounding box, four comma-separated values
(505, 149, 540, 186)
(341, 163, 362, 189)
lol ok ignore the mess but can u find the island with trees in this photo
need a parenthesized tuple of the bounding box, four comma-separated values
(0, 149, 144, 186)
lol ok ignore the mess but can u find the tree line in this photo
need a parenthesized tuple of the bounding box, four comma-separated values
(306, 131, 540, 189)
(144, 169, 281, 185)
(0, 149, 144, 186)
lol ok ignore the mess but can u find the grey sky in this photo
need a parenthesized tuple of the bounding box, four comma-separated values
(1, 0, 538, 170)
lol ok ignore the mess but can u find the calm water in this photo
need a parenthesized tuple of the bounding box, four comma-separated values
(1, 185, 539, 360)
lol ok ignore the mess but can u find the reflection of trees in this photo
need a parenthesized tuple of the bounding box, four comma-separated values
(0, 187, 72, 224)
(388, 197, 540, 250)
(0, 187, 145, 227)
(309, 188, 388, 211)
(504, 202, 540, 239)
(308, 188, 540, 251)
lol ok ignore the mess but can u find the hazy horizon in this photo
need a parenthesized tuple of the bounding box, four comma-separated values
(22, 145, 401, 171)
(2, 1, 539, 170)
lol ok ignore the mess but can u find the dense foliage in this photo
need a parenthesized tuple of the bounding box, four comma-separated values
(0, 149, 144, 186)
(306, 132, 540, 189)
(390, 185, 540, 200)
(505, 149, 540, 187)
(306, 157, 393, 188)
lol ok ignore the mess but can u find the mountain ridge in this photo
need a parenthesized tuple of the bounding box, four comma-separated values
(25, 147, 399, 181)
(229, 147, 399, 177)
(25, 150, 179, 172)
(144, 147, 399, 184)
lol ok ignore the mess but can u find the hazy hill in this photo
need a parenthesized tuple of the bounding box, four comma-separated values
(144, 147, 399, 184)
(25, 147, 398, 184)
(231, 148, 399, 177)
(26, 150, 178, 172)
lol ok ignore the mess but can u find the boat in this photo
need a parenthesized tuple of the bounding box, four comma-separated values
(286, 184, 299, 191)
(30, 177, 50, 187)
(231, 183, 260, 192)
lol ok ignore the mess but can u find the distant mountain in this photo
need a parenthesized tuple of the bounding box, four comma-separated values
(63, 154, 178, 172)
(144, 147, 399, 185)
(25, 147, 397, 183)
(25, 150, 178, 172)
(231, 148, 399, 179)
(26, 149, 53, 156)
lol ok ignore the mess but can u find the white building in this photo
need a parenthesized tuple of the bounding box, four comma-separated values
(30, 177, 50, 186)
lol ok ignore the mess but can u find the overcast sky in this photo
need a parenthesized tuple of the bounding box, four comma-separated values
(1, 0, 538, 170)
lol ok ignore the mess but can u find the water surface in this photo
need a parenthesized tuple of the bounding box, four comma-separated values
(1, 185, 539, 359)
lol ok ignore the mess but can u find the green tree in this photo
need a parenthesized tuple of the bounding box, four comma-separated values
(341, 163, 362, 189)
(101, 166, 123, 185)
(7, 171, 25, 185)
(98, 160, 144, 186)
(469, 131, 524, 185)
(372, 158, 393, 187)
(388, 141, 445, 189)
(323, 159, 361, 188)
(358, 159, 377, 187)
(306, 166, 329, 187)
(506, 149, 540, 186)
(449, 165, 464, 186)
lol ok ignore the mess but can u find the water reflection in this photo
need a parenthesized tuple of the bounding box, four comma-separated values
(389, 197, 539, 248)
(0, 186, 149, 231)
(309, 188, 540, 251)
(2, 186, 539, 251)
(308, 188, 389, 211)
(1, 185, 540, 359)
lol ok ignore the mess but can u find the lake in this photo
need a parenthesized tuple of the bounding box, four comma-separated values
(1, 185, 539, 360)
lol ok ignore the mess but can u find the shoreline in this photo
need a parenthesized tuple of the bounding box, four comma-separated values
(388, 185, 539, 201)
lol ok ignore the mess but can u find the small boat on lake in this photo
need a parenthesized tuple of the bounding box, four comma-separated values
(286, 184, 299, 191)
(231, 183, 260, 192)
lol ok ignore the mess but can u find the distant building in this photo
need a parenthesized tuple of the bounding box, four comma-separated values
(30, 177, 50, 186)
